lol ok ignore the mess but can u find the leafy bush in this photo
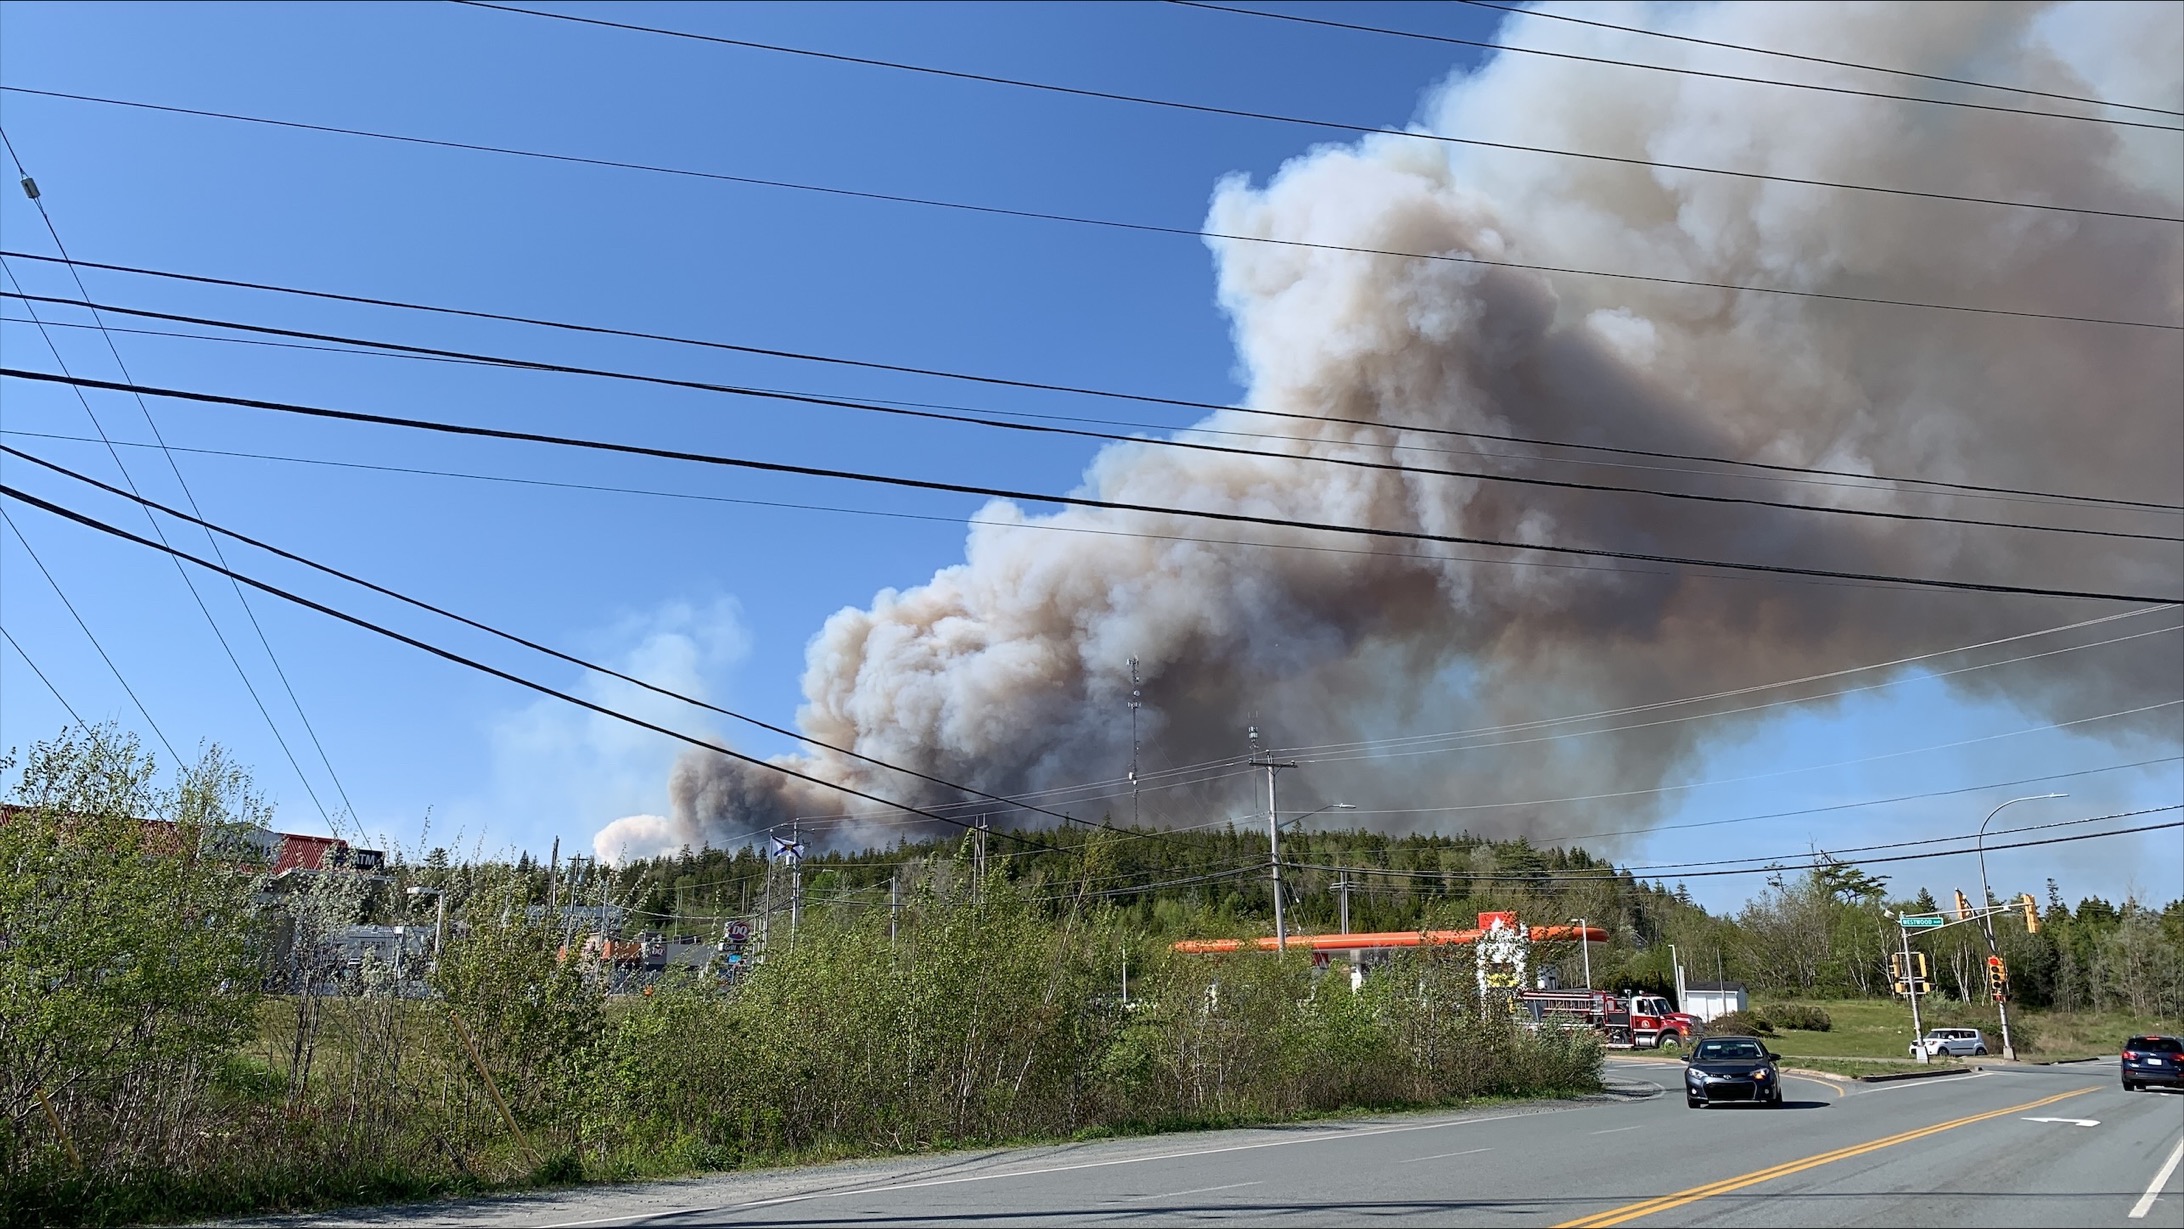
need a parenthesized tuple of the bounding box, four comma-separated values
(1758, 1003, 1832, 1032)
(1703, 1010, 1775, 1036)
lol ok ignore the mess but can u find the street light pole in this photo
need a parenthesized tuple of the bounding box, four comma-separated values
(1570, 917, 1592, 989)
(1976, 793, 2063, 1062)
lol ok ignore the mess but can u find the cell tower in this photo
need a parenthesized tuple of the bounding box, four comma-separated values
(1127, 656, 1143, 827)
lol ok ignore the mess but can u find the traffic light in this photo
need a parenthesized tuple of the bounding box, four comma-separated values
(1909, 951, 1928, 980)
(1888, 952, 1907, 981)
(1954, 890, 1973, 921)
(2020, 893, 2040, 933)
(1987, 954, 2009, 1002)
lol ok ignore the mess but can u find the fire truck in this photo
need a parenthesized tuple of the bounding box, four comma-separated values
(1520, 988, 1704, 1050)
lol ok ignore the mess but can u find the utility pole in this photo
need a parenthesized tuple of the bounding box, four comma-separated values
(1570, 917, 1593, 989)
(545, 835, 560, 920)
(790, 820, 803, 939)
(760, 846, 773, 962)
(1337, 870, 1350, 934)
(976, 815, 989, 902)
(1127, 656, 1142, 828)
(1247, 726, 1298, 952)
(890, 872, 900, 944)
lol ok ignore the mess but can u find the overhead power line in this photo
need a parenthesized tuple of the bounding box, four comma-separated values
(11, 251, 2176, 515)
(7, 367, 2179, 607)
(1625, 806, 2184, 876)
(0, 482, 1071, 853)
(447, 3, 2181, 225)
(1307, 804, 2184, 881)
(3, 132, 358, 825)
(0, 512, 180, 764)
(16, 418, 2174, 828)
(1562, 754, 2184, 846)
(1286, 605, 2178, 757)
(37, 405, 2165, 821)
(0, 442, 1197, 850)
(0, 624, 88, 728)
(12, 291, 2170, 547)
(5, 91, 2176, 332)
(1170, 1, 2182, 132)
(1291, 807, 2184, 883)
(0, 266, 325, 809)
(28, 310, 2151, 518)
(1305, 624, 2182, 771)
(1308, 699, 2182, 817)
(1457, 0, 2184, 119)
(0, 428, 2128, 621)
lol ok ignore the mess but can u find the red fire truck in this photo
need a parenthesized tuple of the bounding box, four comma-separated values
(1520, 989, 1704, 1050)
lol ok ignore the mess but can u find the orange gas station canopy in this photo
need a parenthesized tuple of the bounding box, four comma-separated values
(1171, 923, 1606, 954)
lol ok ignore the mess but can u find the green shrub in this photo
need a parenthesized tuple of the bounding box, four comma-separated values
(1704, 1010, 1775, 1036)
(1758, 1003, 1832, 1032)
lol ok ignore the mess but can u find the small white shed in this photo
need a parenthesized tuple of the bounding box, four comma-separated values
(1682, 981, 1748, 1023)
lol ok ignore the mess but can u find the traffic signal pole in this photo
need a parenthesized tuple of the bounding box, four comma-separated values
(1899, 924, 1927, 1064)
(1904, 894, 2027, 1061)
(1979, 906, 2017, 1061)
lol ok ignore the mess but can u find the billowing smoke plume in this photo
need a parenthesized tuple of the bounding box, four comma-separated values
(602, 1, 2182, 861)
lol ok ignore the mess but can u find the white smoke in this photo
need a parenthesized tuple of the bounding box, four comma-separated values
(638, 1, 2183, 855)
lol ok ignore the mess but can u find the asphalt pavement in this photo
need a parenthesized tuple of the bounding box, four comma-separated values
(246, 1058, 2184, 1228)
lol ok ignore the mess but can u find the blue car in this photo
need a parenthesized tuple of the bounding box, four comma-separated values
(1685, 1036, 1783, 1108)
(2121, 1035, 2183, 1092)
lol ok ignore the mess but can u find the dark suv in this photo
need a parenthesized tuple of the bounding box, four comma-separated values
(2121, 1035, 2183, 1091)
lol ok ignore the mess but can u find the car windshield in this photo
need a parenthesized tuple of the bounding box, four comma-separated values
(1696, 1039, 1765, 1061)
(2129, 1036, 2183, 1053)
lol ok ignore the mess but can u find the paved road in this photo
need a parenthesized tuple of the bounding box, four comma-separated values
(253, 1059, 2184, 1228)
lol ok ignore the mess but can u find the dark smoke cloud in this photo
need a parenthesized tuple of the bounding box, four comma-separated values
(599, 1, 2183, 862)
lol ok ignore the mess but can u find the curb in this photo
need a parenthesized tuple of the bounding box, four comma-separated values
(1856, 1066, 1972, 1083)
(1782, 1067, 1849, 1084)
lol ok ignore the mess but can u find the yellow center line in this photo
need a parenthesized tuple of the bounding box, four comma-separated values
(1555, 1084, 2097, 1228)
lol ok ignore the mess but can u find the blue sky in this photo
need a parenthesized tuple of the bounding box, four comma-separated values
(1, 1, 2177, 915)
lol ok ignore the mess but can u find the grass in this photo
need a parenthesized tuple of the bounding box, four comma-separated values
(1749, 998, 2174, 1063)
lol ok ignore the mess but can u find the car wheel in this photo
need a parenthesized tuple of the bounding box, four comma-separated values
(1687, 1096, 1705, 1109)
(1659, 1034, 1680, 1053)
(1974, 1046, 1988, 1056)
(2123, 1080, 2138, 1092)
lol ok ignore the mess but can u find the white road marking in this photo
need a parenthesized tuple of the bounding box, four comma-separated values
(1591, 1125, 1644, 1135)
(1848, 1071, 1990, 1096)
(544, 1106, 1575, 1226)
(1781, 1074, 1846, 1098)
(1123, 1181, 1261, 1201)
(2022, 1116, 2100, 1127)
(1398, 1147, 1493, 1164)
(2130, 1136, 2184, 1220)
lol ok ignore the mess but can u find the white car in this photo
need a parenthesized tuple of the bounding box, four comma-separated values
(1910, 1027, 1989, 1058)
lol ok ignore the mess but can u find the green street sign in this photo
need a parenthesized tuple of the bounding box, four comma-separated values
(1901, 916, 1946, 928)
